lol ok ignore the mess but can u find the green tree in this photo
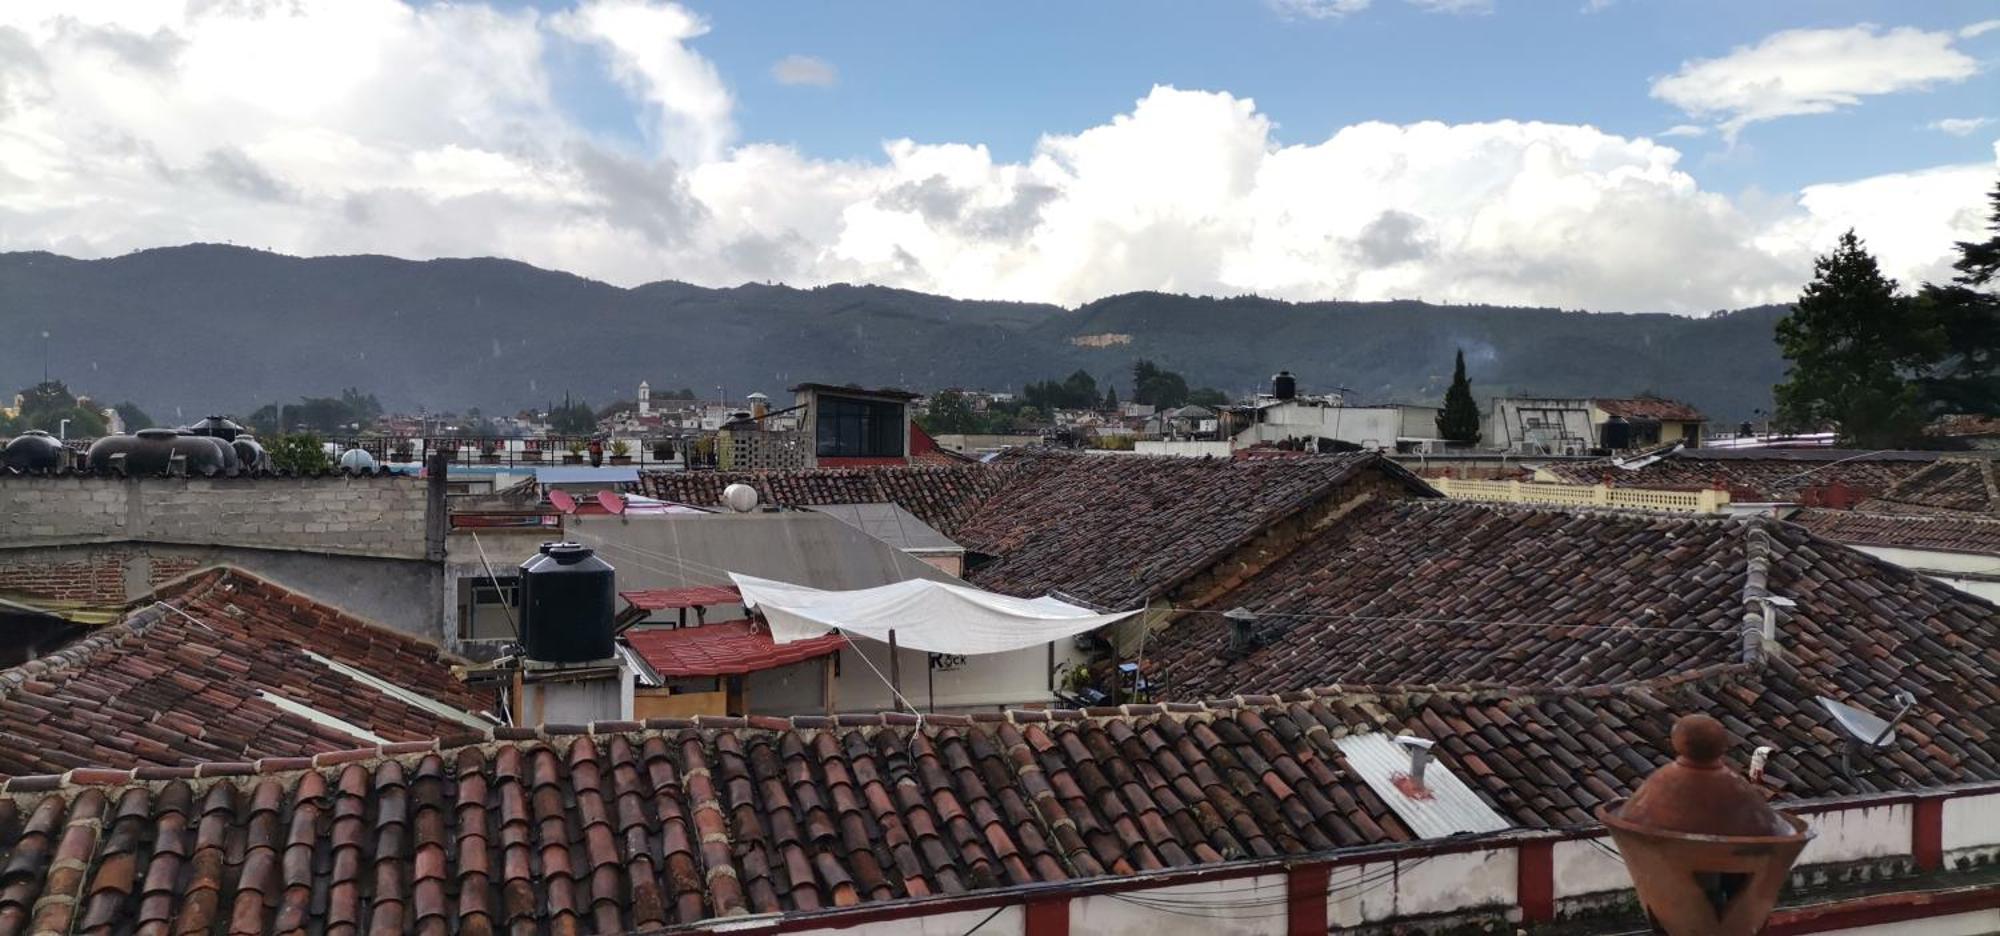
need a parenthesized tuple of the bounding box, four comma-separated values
(1187, 387, 1229, 408)
(1774, 230, 1939, 447)
(918, 390, 980, 434)
(267, 433, 330, 473)
(548, 394, 597, 434)
(112, 401, 154, 431)
(1435, 349, 1482, 444)
(1103, 385, 1119, 411)
(14, 380, 107, 437)
(1913, 178, 2000, 415)
(1131, 360, 1190, 408)
(1023, 370, 1100, 411)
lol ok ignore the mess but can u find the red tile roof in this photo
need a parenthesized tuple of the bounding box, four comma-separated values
(624, 621, 847, 677)
(954, 451, 1439, 610)
(1543, 448, 1940, 501)
(1857, 456, 1999, 516)
(3, 653, 1995, 933)
(620, 585, 743, 611)
(1787, 508, 2000, 557)
(0, 567, 491, 779)
(1594, 397, 1705, 421)
(637, 464, 1004, 535)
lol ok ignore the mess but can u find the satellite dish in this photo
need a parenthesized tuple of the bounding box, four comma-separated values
(597, 490, 626, 515)
(1818, 694, 1912, 747)
(722, 483, 759, 513)
(1819, 692, 1917, 777)
(548, 489, 577, 514)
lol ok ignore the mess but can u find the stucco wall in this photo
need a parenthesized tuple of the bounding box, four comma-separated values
(0, 475, 429, 558)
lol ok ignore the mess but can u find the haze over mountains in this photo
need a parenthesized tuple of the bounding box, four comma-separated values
(0, 245, 1788, 423)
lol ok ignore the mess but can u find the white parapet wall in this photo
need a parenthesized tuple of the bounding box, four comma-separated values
(1432, 476, 1729, 514)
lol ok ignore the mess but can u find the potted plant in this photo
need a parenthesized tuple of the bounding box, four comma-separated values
(391, 440, 414, 463)
(563, 439, 586, 465)
(434, 439, 460, 463)
(652, 439, 674, 461)
(609, 439, 633, 465)
(521, 438, 544, 462)
(479, 438, 501, 464)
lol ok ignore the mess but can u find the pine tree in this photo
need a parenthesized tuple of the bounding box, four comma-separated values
(1774, 230, 1939, 447)
(1103, 385, 1119, 411)
(1913, 178, 2000, 415)
(1435, 349, 1481, 444)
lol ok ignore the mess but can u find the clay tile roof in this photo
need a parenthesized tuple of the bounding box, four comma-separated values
(620, 585, 743, 611)
(1788, 507, 2000, 557)
(1856, 456, 2000, 516)
(624, 621, 847, 677)
(0, 567, 491, 779)
(637, 463, 1004, 535)
(1543, 448, 1941, 501)
(953, 451, 1438, 610)
(1595, 397, 1705, 421)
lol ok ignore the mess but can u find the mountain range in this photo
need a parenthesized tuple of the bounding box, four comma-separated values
(0, 244, 1790, 423)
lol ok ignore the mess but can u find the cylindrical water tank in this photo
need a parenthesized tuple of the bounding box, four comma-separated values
(518, 543, 617, 663)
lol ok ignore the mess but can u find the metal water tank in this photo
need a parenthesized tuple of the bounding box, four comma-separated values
(1271, 370, 1297, 401)
(2, 431, 66, 471)
(87, 428, 227, 475)
(185, 415, 245, 442)
(518, 543, 617, 663)
(232, 436, 267, 471)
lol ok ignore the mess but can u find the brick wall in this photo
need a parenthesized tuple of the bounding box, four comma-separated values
(0, 552, 125, 604)
(0, 476, 430, 559)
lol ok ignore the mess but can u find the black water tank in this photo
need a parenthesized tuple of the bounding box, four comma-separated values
(518, 542, 617, 663)
(86, 428, 228, 475)
(2, 431, 65, 471)
(1601, 415, 1632, 451)
(1272, 370, 1297, 400)
(185, 415, 244, 442)
(232, 436, 267, 470)
(180, 431, 240, 472)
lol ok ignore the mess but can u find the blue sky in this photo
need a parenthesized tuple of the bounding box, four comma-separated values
(3, 0, 1997, 311)
(534, 0, 2000, 196)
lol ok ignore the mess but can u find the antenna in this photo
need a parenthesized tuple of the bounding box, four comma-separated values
(548, 489, 577, 514)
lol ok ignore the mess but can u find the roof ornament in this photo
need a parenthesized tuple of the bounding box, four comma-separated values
(1599, 714, 1813, 935)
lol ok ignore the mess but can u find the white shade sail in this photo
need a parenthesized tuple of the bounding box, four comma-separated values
(730, 573, 1138, 654)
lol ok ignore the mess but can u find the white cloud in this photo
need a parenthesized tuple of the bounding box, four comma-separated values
(1659, 124, 1707, 138)
(550, 0, 733, 165)
(1963, 19, 2000, 39)
(771, 54, 837, 87)
(1929, 116, 1993, 136)
(1269, 0, 1373, 20)
(1405, 0, 1494, 13)
(1652, 25, 1980, 140)
(1, 1, 1995, 316)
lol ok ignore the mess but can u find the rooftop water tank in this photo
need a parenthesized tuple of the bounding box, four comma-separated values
(86, 428, 227, 475)
(338, 447, 378, 472)
(518, 543, 617, 663)
(232, 436, 267, 471)
(1, 431, 65, 471)
(185, 415, 245, 442)
(1601, 415, 1633, 451)
(1272, 370, 1297, 401)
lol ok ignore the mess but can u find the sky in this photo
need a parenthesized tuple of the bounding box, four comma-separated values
(1, 0, 1997, 314)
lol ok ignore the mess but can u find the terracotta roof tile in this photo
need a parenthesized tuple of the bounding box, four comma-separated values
(1856, 456, 2000, 516)
(625, 622, 847, 678)
(0, 567, 491, 779)
(1789, 507, 2000, 557)
(1594, 397, 1705, 421)
(1544, 448, 1940, 501)
(954, 451, 1437, 609)
(637, 464, 1004, 535)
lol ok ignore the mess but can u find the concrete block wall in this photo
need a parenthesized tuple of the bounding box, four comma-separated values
(0, 476, 429, 559)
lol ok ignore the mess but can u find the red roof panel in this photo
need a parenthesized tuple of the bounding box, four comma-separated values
(624, 620, 845, 677)
(620, 585, 742, 611)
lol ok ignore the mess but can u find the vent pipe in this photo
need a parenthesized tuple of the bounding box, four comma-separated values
(1395, 735, 1435, 790)
(1223, 607, 1258, 658)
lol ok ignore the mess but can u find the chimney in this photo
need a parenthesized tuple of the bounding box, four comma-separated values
(1223, 607, 1258, 658)
(424, 451, 449, 562)
(1395, 735, 1435, 791)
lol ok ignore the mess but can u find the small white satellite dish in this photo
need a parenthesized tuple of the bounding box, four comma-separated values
(1819, 692, 1916, 777)
(721, 483, 760, 513)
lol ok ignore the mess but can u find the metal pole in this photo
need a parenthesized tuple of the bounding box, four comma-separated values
(887, 630, 902, 703)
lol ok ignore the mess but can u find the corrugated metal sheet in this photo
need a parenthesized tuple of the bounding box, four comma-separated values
(1333, 732, 1511, 839)
(568, 513, 957, 602)
(533, 466, 642, 484)
(805, 503, 964, 553)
